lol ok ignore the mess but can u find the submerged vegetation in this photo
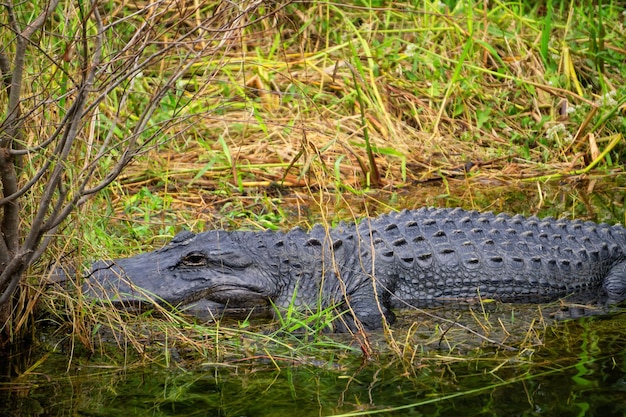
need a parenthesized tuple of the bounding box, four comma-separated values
(1, 0, 625, 414)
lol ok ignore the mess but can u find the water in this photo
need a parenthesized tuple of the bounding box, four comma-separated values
(2, 311, 626, 416)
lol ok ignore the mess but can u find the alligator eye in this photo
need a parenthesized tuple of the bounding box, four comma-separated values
(181, 252, 208, 266)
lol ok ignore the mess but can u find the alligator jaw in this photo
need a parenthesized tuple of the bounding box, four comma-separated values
(82, 256, 273, 318)
(177, 297, 275, 321)
(81, 260, 165, 310)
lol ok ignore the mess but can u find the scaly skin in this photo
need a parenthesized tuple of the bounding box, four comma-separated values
(83, 208, 626, 330)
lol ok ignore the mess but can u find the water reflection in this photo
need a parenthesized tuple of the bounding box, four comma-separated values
(2, 313, 626, 416)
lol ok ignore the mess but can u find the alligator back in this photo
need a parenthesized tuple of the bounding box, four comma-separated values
(354, 208, 626, 306)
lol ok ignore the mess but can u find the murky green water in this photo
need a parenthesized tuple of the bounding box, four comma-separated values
(3, 312, 626, 416)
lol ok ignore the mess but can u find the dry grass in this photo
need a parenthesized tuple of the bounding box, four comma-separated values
(86, 0, 625, 227)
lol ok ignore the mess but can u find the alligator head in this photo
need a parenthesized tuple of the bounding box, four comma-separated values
(83, 230, 278, 319)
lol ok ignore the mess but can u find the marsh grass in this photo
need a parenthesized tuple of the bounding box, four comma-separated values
(20, 0, 626, 374)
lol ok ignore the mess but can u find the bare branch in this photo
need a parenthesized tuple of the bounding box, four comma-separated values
(37, 4, 105, 236)
(0, 53, 12, 92)
(0, 249, 29, 306)
(0, 148, 18, 254)
(1, 0, 61, 146)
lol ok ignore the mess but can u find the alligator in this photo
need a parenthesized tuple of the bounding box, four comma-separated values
(83, 207, 626, 330)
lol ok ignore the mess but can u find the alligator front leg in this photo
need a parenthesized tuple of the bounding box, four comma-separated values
(331, 277, 395, 331)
